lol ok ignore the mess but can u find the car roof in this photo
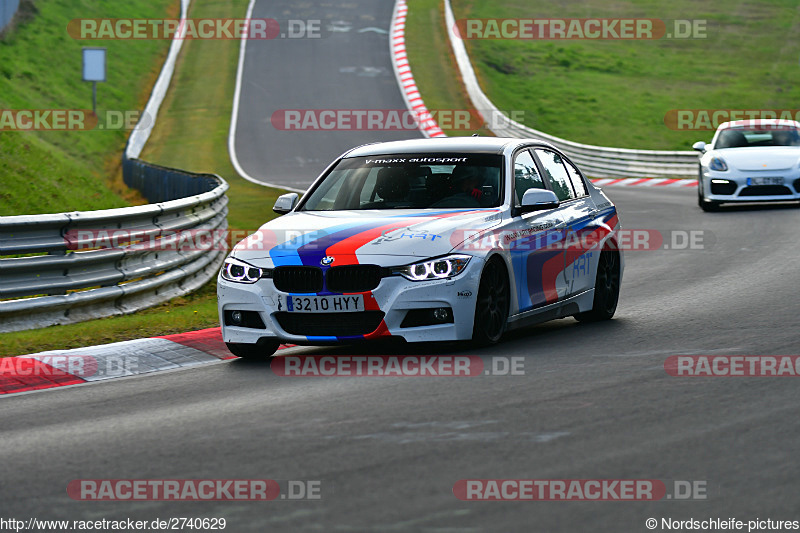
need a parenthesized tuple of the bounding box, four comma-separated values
(718, 119, 800, 130)
(343, 137, 554, 157)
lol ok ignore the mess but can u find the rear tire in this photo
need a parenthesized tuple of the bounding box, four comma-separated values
(575, 250, 620, 322)
(472, 257, 510, 345)
(226, 339, 280, 360)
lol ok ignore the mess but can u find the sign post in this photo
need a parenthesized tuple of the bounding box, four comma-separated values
(82, 47, 106, 114)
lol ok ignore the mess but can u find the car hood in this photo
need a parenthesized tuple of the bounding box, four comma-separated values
(711, 147, 800, 171)
(231, 208, 504, 266)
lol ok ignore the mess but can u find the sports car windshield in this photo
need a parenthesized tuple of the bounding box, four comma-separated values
(715, 127, 800, 148)
(300, 153, 504, 210)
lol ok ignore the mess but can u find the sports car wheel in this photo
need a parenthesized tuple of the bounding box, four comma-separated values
(472, 257, 510, 345)
(575, 250, 620, 322)
(226, 339, 280, 360)
(698, 179, 721, 212)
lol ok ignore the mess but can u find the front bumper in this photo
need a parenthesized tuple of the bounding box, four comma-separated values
(217, 257, 485, 345)
(702, 171, 800, 202)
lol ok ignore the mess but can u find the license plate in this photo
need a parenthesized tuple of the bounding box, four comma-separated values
(747, 177, 783, 186)
(286, 294, 364, 313)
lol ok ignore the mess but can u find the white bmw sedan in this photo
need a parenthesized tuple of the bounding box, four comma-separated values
(218, 137, 623, 359)
(694, 119, 800, 211)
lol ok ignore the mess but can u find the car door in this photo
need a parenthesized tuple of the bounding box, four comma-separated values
(532, 148, 599, 297)
(505, 148, 568, 314)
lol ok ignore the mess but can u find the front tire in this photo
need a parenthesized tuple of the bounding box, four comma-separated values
(226, 338, 280, 360)
(575, 250, 620, 322)
(472, 257, 510, 345)
(698, 178, 721, 212)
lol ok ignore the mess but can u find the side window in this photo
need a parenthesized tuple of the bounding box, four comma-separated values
(564, 159, 587, 197)
(513, 150, 545, 205)
(534, 149, 575, 202)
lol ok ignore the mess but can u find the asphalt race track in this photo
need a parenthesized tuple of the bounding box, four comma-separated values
(3, 187, 800, 530)
(230, 0, 422, 191)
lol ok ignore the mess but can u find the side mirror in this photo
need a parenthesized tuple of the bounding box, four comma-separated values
(692, 141, 707, 153)
(519, 189, 559, 213)
(273, 193, 299, 214)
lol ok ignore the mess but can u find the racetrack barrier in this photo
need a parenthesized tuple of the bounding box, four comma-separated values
(0, 166, 228, 333)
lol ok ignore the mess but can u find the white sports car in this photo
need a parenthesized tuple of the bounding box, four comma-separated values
(218, 137, 623, 359)
(694, 119, 800, 211)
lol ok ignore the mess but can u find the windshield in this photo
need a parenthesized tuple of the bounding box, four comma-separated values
(715, 127, 800, 148)
(300, 153, 504, 211)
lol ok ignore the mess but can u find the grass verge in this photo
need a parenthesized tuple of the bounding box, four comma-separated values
(0, 284, 219, 357)
(0, 0, 177, 214)
(447, 0, 800, 150)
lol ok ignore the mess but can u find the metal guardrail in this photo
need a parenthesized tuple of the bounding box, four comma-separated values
(126, 0, 190, 159)
(442, 0, 699, 178)
(0, 164, 228, 333)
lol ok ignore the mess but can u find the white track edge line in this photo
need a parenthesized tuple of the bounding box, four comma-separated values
(228, 0, 306, 194)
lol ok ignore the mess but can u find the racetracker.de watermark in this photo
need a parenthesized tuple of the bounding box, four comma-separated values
(270, 109, 526, 131)
(65, 229, 239, 252)
(0, 110, 150, 131)
(67, 479, 323, 501)
(665, 110, 800, 131)
(67, 18, 322, 40)
(453, 18, 707, 40)
(64, 228, 714, 253)
(451, 228, 713, 252)
(665, 356, 800, 377)
(271, 356, 524, 377)
(0, 355, 138, 379)
(453, 479, 707, 500)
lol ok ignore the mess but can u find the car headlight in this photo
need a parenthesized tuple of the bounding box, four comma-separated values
(709, 157, 728, 171)
(220, 257, 271, 284)
(391, 255, 471, 281)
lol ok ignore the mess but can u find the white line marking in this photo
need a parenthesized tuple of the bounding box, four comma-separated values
(228, 0, 305, 194)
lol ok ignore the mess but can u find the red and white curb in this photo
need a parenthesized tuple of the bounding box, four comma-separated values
(391, 0, 445, 138)
(0, 328, 279, 396)
(590, 178, 697, 187)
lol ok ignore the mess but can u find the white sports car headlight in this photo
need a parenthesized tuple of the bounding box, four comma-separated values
(391, 255, 471, 281)
(220, 257, 270, 284)
(709, 157, 728, 171)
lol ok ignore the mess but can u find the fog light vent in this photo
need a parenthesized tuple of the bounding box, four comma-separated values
(224, 310, 267, 329)
(401, 308, 454, 328)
